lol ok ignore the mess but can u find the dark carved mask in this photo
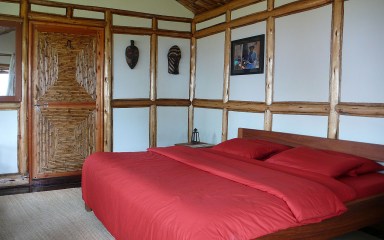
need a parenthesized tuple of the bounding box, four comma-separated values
(168, 45, 181, 74)
(125, 40, 139, 69)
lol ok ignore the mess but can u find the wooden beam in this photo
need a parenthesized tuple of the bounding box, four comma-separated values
(103, 10, 112, 152)
(264, 0, 274, 131)
(188, 22, 197, 142)
(221, 10, 231, 141)
(20, 0, 28, 176)
(28, 12, 105, 27)
(336, 103, 384, 117)
(269, 102, 330, 115)
(112, 26, 191, 38)
(328, 0, 343, 139)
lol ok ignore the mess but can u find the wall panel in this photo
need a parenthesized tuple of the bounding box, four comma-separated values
(274, 6, 332, 102)
(157, 107, 188, 147)
(342, 0, 384, 103)
(273, 114, 328, 138)
(230, 22, 266, 102)
(339, 116, 384, 145)
(113, 34, 151, 99)
(194, 108, 222, 144)
(227, 111, 264, 139)
(195, 32, 225, 99)
(113, 108, 149, 152)
(157, 37, 190, 99)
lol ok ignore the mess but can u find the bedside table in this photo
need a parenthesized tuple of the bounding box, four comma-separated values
(175, 142, 214, 148)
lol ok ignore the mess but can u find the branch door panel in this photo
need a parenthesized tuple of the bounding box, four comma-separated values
(30, 23, 103, 179)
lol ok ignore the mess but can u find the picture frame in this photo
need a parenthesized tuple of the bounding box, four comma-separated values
(230, 34, 265, 75)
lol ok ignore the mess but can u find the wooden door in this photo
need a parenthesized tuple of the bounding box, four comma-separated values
(30, 23, 104, 179)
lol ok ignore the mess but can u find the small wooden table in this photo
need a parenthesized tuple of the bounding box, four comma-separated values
(175, 142, 214, 148)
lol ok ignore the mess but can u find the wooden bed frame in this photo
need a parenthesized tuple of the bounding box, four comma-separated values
(238, 128, 384, 240)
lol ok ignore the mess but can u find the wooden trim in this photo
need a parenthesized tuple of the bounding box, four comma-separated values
(336, 103, 384, 117)
(194, 0, 263, 23)
(112, 26, 191, 38)
(328, 0, 344, 139)
(149, 105, 157, 147)
(226, 101, 265, 112)
(0, 15, 22, 22)
(112, 99, 190, 108)
(111, 9, 191, 23)
(103, 10, 112, 152)
(0, 103, 20, 109)
(268, 102, 330, 115)
(28, 12, 105, 27)
(193, 99, 224, 109)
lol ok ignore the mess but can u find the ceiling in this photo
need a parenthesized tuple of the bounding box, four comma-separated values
(176, 0, 234, 15)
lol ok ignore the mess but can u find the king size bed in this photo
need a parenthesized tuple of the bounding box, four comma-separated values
(82, 128, 384, 240)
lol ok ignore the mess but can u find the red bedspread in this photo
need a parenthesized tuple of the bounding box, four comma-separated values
(82, 146, 350, 240)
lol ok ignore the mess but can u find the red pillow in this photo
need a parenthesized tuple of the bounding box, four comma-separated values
(266, 146, 369, 177)
(346, 160, 384, 176)
(212, 138, 291, 160)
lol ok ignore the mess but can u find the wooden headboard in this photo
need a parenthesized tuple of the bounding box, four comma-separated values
(238, 128, 384, 162)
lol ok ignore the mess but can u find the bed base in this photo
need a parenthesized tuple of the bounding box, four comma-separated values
(256, 194, 384, 239)
(238, 128, 384, 239)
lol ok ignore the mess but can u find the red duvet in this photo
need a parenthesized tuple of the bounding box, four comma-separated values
(82, 146, 350, 240)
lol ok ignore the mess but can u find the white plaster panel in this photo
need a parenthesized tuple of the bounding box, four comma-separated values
(275, 0, 299, 8)
(0, 2, 20, 16)
(230, 22, 266, 101)
(157, 107, 189, 147)
(113, 108, 149, 152)
(73, 9, 104, 19)
(231, 2, 267, 20)
(342, 0, 384, 103)
(31, 5, 66, 15)
(195, 32, 225, 99)
(339, 116, 384, 145)
(272, 114, 328, 138)
(46, 0, 193, 18)
(0, 110, 18, 174)
(157, 37, 190, 99)
(227, 111, 264, 139)
(196, 15, 225, 31)
(113, 15, 152, 28)
(158, 21, 191, 32)
(193, 108, 222, 144)
(274, 6, 332, 102)
(113, 34, 150, 99)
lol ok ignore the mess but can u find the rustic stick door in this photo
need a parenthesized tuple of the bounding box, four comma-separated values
(30, 23, 104, 179)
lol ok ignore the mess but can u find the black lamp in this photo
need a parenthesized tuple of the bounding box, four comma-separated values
(191, 128, 200, 144)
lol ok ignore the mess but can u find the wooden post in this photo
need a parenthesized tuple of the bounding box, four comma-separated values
(264, 0, 274, 131)
(103, 10, 112, 151)
(149, 18, 158, 147)
(20, 0, 29, 176)
(328, 0, 343, 139)
(188, 21, 197, 142)
(221, 10, 231, 141)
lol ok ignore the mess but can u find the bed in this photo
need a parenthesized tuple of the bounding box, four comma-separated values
(82, 128, 384, 240)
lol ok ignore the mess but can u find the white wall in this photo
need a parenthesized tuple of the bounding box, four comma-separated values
(44, 0, 193, 18)
(0, 110, 18, 174)
(195, 32, 225, 99)
(274, 6, 332, 102)
(113, 108, 149, 152)
(227, 111, 264, 139)
(157, 107, 189, 147)
(113, 34, 151, 99)
(193, 1, 383, 145)
(157, 37, 190, 99)
(230, 22, 266, 102)
(193, 108, 222, 144)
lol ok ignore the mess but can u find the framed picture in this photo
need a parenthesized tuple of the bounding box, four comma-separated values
(230, 34, 265, 75)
